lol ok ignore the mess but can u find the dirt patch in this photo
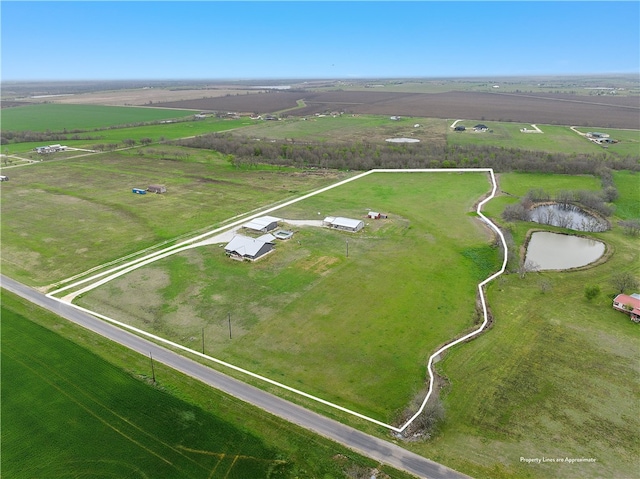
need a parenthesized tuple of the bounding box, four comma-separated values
(298, 255, 339, 275)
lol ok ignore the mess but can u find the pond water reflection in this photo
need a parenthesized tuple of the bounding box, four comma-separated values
(530, 204, 608, 232)
(525, 232, 605, 271)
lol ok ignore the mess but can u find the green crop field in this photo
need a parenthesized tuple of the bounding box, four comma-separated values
(77, 171, 499, 421)
(0, 103, 197, 132)
(0, 291, 413, 479)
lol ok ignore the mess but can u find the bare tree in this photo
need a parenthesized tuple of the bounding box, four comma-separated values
(519, 259, 540, 279)
(619, 220, 640, 237)
(611, 272, 639, 294)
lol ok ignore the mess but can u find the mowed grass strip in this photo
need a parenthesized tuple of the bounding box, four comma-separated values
(0, 103, 196, 132)
(1, 304, 285, 479)
(79, 172, 500, 421)
(0, 150, 347, 285)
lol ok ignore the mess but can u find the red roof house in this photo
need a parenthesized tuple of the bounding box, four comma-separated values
(612, 293, 640, 322)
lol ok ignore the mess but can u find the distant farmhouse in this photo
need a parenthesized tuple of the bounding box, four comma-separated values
(224, 234, 275, 261)
(323, 216, 364, 232)
(243, 216, 280, 233)
(613, 293, 640, 322)
(473, 124, 489, 132)
(454, 125, 466, 131)
(586, 132, 610, 139)
(34, 144, 67, 154)
(586, 132, 618, 145)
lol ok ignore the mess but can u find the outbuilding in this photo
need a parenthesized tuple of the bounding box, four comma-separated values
(224, 234, 275, 261)
(323, 216, 364, 232)
(243, 215, 280, 233)
(147, 185, 167, 194)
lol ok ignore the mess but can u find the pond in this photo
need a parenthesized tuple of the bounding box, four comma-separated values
(524, 232, 605, 271)
(530, 204, 608, 232)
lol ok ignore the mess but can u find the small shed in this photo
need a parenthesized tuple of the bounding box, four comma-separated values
(454, 125, 466, 131)
(147, 185, 167, 194)
(323, 216, 364, 232)
(132, 188, 147, 195)
(0, 175, 9, 182)
(243, 215, 280, 233)
(473, 124, 488, 132)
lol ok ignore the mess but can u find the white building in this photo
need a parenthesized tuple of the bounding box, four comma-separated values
(323, 216, 364, 232)
(243, 215, 280, 233)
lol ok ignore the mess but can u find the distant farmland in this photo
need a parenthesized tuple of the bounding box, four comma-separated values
(0, 103, 196, 132)
(154, 90, 640, 130)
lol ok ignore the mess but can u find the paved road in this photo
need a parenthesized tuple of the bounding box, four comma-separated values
(1, 274, 471, 479)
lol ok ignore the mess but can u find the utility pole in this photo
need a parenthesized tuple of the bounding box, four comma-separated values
(346, 239, 349, 258)
(149, 352, 156, 384)
(202, 327, 205, 354)
(228, 312, 232, 340)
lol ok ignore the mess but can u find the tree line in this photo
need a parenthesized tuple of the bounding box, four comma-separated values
(174, 132, 639, 174)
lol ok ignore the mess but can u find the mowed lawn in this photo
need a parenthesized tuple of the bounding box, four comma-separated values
(78, 171, 501, 421)
(1, 302, 286, 478)
(0, 150, 347, 285)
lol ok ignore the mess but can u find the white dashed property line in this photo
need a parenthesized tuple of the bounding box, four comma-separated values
(47, 168, 507, 433)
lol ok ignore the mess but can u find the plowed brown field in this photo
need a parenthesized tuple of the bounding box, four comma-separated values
(154, 90, 640, 129)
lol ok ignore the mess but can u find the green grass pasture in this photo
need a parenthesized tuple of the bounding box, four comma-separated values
(612, 170, 640, 220)
(569, 126, 640, 157)
(1, 291, 413, 479)
(390, 171, 640, 479)
(0, 150, 348, 285)
(78, 172, 500, 421)
(447, 122, 617, 155)
(227, 114, 447, 144)
(1, 117, 252, 155)
(0, 103, 196, 132)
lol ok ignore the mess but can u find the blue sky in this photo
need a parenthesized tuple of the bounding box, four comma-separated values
(2, 1, 638, 81)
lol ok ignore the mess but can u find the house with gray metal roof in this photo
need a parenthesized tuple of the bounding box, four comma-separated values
(224, 234, 275, 261)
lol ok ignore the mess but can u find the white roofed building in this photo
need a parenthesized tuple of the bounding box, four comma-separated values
(323, 216, 364, 232)
(243, 215, 280, 233)
(224, 234, 275, 261)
